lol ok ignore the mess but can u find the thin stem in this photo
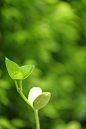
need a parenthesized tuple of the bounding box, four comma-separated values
(14, 80, 40, 129)
(20, 79, 22, 91)
(34, 110, 40, 129)
(14, 80, 33, 109)
(14, 79, 19, 91)
(19, 91, 33, 109)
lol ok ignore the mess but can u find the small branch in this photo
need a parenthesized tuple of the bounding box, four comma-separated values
(34, 110, 40, 129)
(14, 79, 19, 91)
(14, 80, 41, 129)
(20, 79, 22, 91)
(14, 79, 33, 109)
(19, 91, 33, 109)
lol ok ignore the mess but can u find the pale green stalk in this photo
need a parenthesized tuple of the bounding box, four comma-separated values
(14, 79, 19, 91)
(34, 110, 40, 129)
(14, 80, 33, 109)
(20, 79, 22, 91)
(14, 80, 40, 129)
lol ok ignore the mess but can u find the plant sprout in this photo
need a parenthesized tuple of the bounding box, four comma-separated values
(5, 57, 51, 129)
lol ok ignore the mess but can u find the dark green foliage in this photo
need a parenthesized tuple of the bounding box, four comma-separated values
(0, 0, 86, 129)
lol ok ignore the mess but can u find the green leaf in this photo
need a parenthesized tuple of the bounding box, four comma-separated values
(5, 57, 21, 79)
(28, 87, 42, 106)
(33, 92, 51, 110)
(20, 65, 34, 79)
(5, 57, 35, 80)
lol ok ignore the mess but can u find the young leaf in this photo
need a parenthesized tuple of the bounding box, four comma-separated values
(33, 92, 51, 110)
(20, 65, 34, 79)
(5, 57, 22, 79)
(28, 87, 42, 106)
(5, 57, 35, 80)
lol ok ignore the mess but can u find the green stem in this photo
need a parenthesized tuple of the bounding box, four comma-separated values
(14, 79, 19, 91)
(14, 80, 33, 109)
(20, 79, 22, 91)
(19, 91, 33, 109)
(34, 110, 40, 129)
(14, 80, 40, 129)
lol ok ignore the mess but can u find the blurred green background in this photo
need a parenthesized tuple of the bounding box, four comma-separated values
(0, 0, 86, 129)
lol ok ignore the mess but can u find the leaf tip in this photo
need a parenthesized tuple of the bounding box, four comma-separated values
(5, 57, 9, 63)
